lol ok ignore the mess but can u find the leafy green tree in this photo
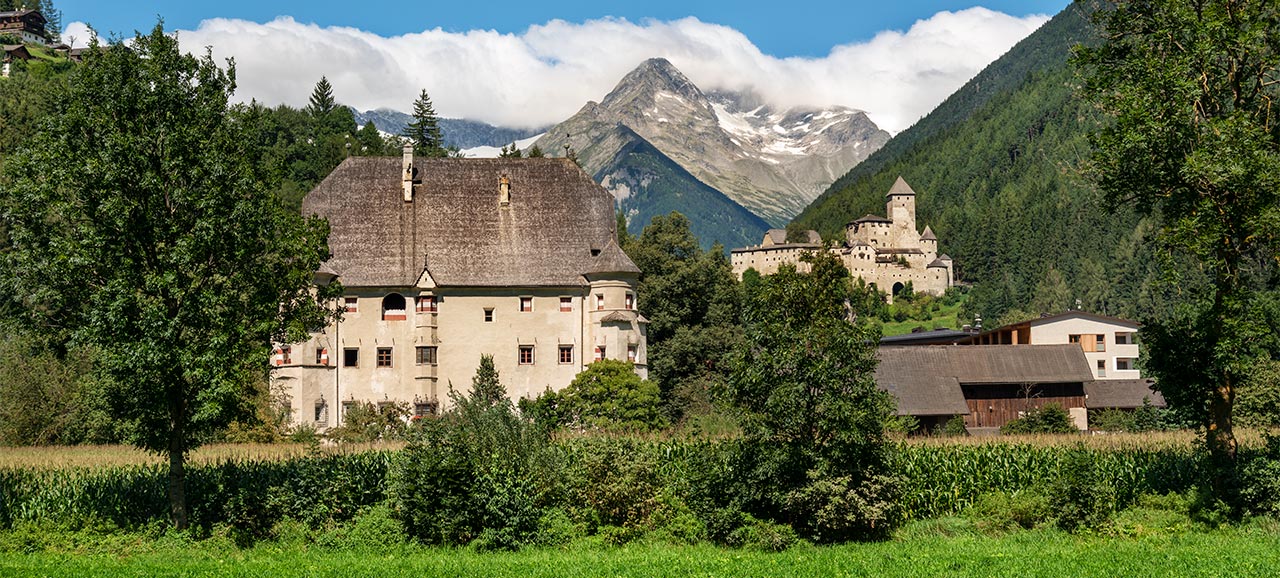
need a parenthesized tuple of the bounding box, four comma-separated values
(999, 403, 1076, 435)
(402, 89, 446, 157)
(622, 212, 741, 420)
(530, 359, 665, 432)
(0, 26, 341, 528)
(1074, 0, 1280, 470)
(730, 249, 899, 541)
(305, 76, 337, 117)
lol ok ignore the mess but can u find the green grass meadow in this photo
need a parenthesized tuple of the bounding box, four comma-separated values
(3, 524, 1279, 577)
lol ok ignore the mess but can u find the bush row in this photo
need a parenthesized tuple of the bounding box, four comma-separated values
(8, 436, 1275, 546)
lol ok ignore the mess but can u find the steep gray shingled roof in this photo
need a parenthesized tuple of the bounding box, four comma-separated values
(1086, 379, 1166, 409)
(886, 176, 916, 196)
(303, 156, 635, 287)
(875, 345, 1094, 416)
(764, 229, 787, 245)
(921, 226, 937, 241)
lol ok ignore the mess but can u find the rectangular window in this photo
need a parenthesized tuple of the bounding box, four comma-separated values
(1096, 359, 1106, 377)
(414, 401, 436, 418)
(594, 346, 605, 361)
(314, 401, 327, 423)
(280, 346, 291, 365)
(484, 308, 494, 322)
(342, 401, 356, 422)
(1116, 358, 1135, 371)
(520, 296, 533, 312)
(1115, 332, 1131, 345)
(343, 296, 358, 313)
(596, 294, 605, 311)
(315, 347, 328, 366)
(627, 345, 638, 363)
(560, 297, 572, 312)
(416, 295, 436, 313)
(377, 347, 393, 368)
(343, 347, 359, 367)
(519, 345, 534, 365)
(1068, 334, 1081, 344)
(625, 293, 634, 310)
(559, 345, 573, 364)
(1095, 334, 1106, 352)
(416, 346, 437, 365)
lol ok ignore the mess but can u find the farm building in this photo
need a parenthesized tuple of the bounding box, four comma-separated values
(875, 344, 1164, 432)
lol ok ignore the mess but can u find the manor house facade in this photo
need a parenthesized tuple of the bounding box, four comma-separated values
(272, 146, 647, 429)
(731, 177, 954, 297)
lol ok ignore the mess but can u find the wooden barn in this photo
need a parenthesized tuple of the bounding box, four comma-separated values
(876, 345, 1096, 432)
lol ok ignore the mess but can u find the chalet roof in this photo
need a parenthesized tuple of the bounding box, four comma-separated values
(1026, 310, 1141, 329)
(302, 156, 635, 288)
(1086, 379, 1166, 409)
(921, 226, 937, 241)
(876, 345, 1094, 416)
(2, 44, 29, 60)
(0, 10, 42, 20)
(886, 176, 916, 197)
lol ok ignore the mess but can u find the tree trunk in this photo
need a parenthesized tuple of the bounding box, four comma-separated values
(168, 398, 188, 530)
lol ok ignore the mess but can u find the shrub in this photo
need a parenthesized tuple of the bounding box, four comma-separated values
(724, 514, 800, 552)
(1051, 449, 1119, 532)
(527, 360, 667, 432)
(1089, 408, 1135, 432)
(1000, 403, 1077, 435)
(326, 400, 411, 443)
(965, 490, 1051, 532)
(938, 416, 969, 437)
(1240, 434, 1280, 516)
(388, 361, 557, 550)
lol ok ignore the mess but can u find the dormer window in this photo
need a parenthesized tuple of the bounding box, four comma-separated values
(382, 293, 407, 321)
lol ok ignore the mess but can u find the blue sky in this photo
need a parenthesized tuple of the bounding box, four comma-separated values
(55, 2, 1067, 132)
(58, 0, 1068, 58)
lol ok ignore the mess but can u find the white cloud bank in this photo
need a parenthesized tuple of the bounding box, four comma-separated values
(63, 8, 1049, 134)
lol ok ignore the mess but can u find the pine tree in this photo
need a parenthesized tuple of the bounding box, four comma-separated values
(525, 144, 544, 158)
(305, 76, 336, 118)
(402, 89, 445, 158)
(498, 142, 522, 158)
(470, 354, 506, 407)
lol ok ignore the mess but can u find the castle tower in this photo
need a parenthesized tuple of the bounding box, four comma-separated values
(885, 176, 917, 232)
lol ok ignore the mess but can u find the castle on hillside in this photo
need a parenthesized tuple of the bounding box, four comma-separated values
(731, 176, 954, 298)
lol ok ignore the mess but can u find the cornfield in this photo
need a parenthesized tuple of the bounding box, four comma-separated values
(0, 435, 1214, 530)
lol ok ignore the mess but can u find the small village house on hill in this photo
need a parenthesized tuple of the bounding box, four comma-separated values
(272, 146, 647, 429)
(731, 177, 954, 300)
(0, 10, 47, 45)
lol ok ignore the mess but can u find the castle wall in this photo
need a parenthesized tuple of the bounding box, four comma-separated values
(275, 282, 645, 429)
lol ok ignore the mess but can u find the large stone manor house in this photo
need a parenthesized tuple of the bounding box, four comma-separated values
(272, 146, 648, 429)
(731, 177, 954, 298)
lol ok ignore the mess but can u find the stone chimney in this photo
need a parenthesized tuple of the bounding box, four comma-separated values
(402, 144, 414, 202)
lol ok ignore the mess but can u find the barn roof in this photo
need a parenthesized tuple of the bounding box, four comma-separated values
(1086, 379, 1166, 409)
(302, 156, 637, 288)
(875, 345, 1094, 416)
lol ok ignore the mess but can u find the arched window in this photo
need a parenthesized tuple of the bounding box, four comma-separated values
(382, 293, 407, 321)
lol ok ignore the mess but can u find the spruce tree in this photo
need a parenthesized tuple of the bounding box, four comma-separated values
(402, 89, 445, 158)
(305, 76, 336, 118)
(470, 354, 507, 407)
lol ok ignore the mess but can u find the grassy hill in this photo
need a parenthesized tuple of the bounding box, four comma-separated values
(792, 4, 1175, 324)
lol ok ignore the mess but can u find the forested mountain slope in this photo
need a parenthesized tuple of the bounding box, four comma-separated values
(791, 3, 1175, 324)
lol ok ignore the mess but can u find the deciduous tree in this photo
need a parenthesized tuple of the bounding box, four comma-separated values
(0, 25, 341, 528)
(1074, 0, 1280, 477)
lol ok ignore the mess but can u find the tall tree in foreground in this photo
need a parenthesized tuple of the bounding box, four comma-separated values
(304, 75, 337, 117)
(730, 250, 898, 541)
(0, 26, 341, 528)
(1074, 0, 1280, 477)
(402, 89, 446, 158)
